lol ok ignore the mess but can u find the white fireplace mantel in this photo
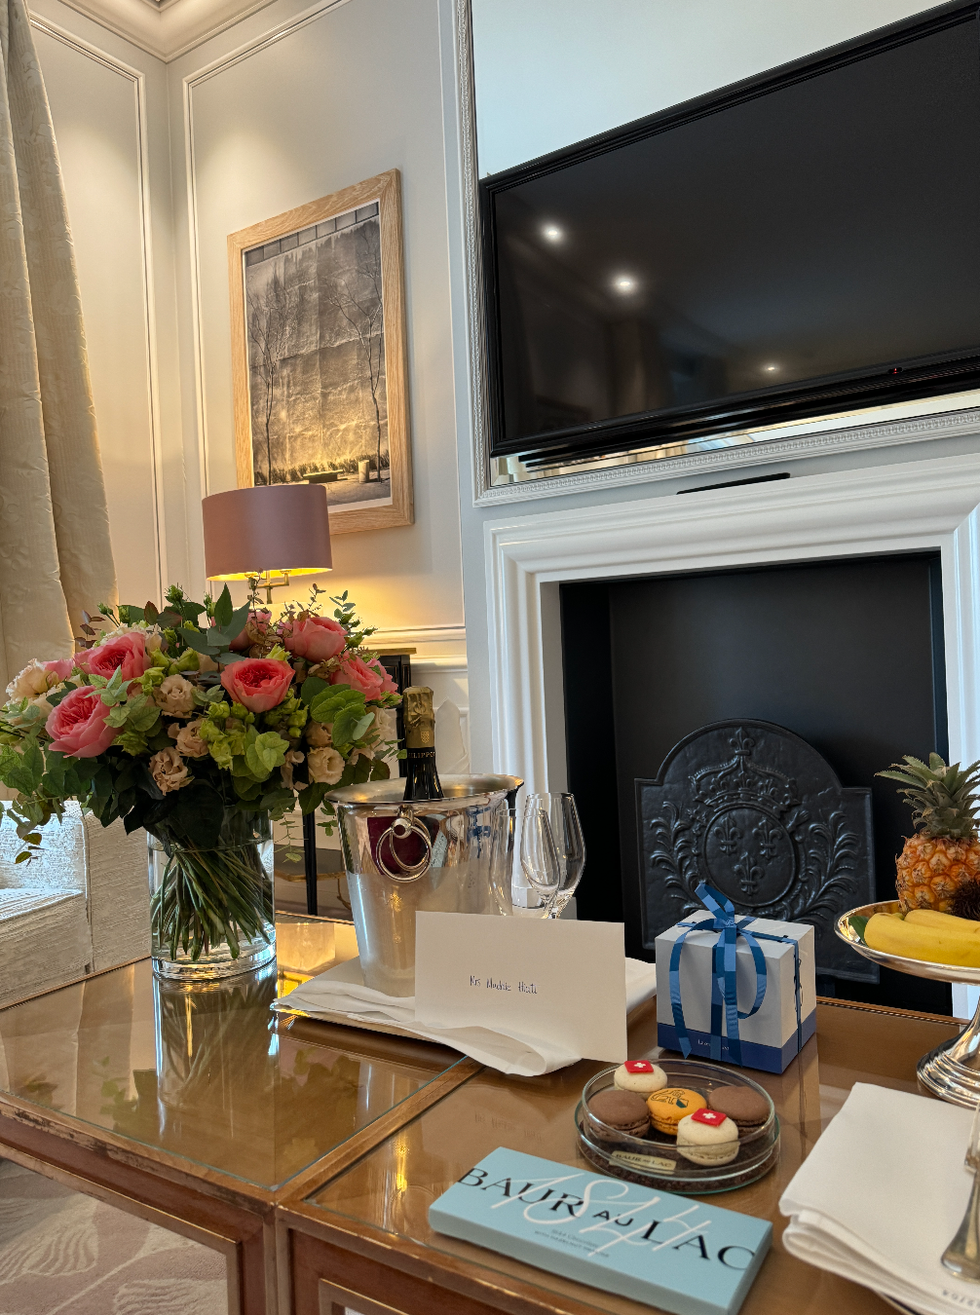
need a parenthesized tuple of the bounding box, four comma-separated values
(485, 452, 980, 798)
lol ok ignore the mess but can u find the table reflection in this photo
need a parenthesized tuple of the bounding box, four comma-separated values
(0, 921, 460, 1189)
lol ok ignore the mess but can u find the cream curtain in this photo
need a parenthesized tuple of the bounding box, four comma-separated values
(0, 0, 116, 691)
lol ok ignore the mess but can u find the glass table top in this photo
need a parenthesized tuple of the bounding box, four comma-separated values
(303, 1001, 962, 1315)
(0, 915, 463, 1191)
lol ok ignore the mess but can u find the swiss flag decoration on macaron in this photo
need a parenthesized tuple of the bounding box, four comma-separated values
(623, 1060, 655, 1073)
(691, 1109, 728, 1127)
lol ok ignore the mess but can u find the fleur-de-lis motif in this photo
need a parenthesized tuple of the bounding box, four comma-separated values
(752, 818, 782, 860)
(733, 858, 764, 897)
(712, 815, 740, 854)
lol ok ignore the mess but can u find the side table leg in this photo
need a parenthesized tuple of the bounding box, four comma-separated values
(303, 812, 318, 916)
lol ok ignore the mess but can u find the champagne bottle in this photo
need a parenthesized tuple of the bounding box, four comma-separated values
(402, 686, 444, 800)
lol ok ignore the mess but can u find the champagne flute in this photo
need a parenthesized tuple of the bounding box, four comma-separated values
(517, 805, 560, 917)
(523, 793, 585, 918)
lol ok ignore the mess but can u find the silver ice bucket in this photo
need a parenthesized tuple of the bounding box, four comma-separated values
(326, 774, 522, 996)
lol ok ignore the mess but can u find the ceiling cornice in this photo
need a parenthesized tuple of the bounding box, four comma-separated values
(46, 0, 281, 60)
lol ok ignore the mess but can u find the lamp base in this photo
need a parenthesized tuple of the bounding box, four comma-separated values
(247, 571, 291, 605)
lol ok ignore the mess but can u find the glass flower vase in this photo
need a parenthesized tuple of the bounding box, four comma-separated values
(147, 807, 276, 981)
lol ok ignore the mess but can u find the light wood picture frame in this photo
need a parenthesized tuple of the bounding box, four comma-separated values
(228, 169, 413, 534)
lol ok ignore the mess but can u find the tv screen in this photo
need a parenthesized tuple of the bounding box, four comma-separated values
(482, 3, 980, 467)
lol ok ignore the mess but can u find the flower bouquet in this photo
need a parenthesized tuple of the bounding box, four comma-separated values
(0, 584, 400, 979)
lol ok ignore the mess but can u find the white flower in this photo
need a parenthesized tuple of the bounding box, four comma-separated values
(305, 721, 332, 748)
(371, 707, 398, 745)
(308, 746, 345, 785)
(6, 659, 61, 701)
(168, 717, 209, 758)
(149, 747, 191, 793)
(153, 675, 195, 717)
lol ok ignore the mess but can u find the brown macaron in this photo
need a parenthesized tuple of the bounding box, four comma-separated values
(707, 1085, 770, 1132)
(589, 1089, 651, 1139)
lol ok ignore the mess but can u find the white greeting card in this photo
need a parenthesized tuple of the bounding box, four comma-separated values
(414, 912, 627, 1062)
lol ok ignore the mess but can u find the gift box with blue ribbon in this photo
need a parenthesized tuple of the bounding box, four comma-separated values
(655, 883, 817, 1074)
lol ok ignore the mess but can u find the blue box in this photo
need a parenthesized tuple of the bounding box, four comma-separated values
(429, 1147, 771, 1315)
(655, 914, 816, 1074)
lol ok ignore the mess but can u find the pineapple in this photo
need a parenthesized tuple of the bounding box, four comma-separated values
(878, 754, 980, 912)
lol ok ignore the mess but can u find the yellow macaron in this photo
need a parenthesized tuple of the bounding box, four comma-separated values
(646, 1087, 707, 1136)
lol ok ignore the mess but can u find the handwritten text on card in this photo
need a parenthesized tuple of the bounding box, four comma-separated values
(414, 912, 627, 1062)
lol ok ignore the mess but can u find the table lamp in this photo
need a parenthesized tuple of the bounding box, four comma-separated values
(202, 484, 332, 603)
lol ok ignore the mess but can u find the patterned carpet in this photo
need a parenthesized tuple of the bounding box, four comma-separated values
(0, 1159, 228, 1314)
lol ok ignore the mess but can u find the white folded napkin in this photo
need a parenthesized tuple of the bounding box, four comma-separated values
(779, 1082, 980, 1315)
(272, 955, 657, 1077)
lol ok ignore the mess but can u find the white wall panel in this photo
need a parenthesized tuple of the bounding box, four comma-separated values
(37, 28, 163, 605)
(173, 0, 466, 635)
(472, 0, 937, 177)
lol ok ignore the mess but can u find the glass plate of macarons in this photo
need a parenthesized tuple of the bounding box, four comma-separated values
(575, 1058, 779, 1194)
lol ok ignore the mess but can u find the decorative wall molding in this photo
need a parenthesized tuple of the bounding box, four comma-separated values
(49, 0, 289, 62)
(485, 453, 980, 796)
(180, 0, 356, 528)
(31, 14, 168, 600)
(450, 0, 492, 511)
(373, 625, 466, 650)
(478, 404, 980, 506)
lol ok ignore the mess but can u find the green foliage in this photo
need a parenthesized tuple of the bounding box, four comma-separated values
(299, 675, 329, 705)
(165, 584, 207, 625)
(878, 753, 980, 839)
(307, 683, 373, 749)
(0, 587, 402, 864)
(178, 584, 249, 668)
(244, 730, 289, 781)
(0, 741, 44, 797)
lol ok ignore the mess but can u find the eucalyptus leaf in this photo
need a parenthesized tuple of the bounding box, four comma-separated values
(212, 585, 234, 629)
(299, 676, 329, 706)
(298, 781, 329, 815)
(350, 712, 374, 742)
(177, 627, 211, 656)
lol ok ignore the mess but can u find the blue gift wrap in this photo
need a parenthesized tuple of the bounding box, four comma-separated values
(655, 884, 816, 1074)
(429, 1146, 771, 1315)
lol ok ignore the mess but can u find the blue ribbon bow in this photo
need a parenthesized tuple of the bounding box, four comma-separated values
(668, 881, 803, 1066)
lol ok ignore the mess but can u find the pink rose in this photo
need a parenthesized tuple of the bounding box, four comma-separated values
(282, 615, 346, 663)
(77, 633, 150, 683)
(45, 686, 118, 757)
(228, 609, 272, 652)
(220, 658, 293, 713)
(43, 658, 75, 682)
(330, 655, 397, 701)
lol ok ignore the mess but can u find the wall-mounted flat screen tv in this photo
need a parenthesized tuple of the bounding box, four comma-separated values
(480, 1, 980, 468)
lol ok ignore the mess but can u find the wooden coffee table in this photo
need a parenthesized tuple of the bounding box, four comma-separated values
(0, 918, 966, 1315)
(280, 998, 963, 1315)
(0, 914, 477, 1315)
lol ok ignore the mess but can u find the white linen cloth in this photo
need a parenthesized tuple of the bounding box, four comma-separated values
(779, 1082, 980, 1315)
(273, 955, 658, 1076)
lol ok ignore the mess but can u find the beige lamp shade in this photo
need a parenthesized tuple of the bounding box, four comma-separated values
(202, 484, 333, 580)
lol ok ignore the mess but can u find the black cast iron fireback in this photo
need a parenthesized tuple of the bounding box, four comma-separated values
(636, 720, 876, 980)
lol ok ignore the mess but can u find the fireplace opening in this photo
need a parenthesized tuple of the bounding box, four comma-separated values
(560, 551, 950, 1014)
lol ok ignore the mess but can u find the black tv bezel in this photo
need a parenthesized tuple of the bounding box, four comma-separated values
(479, 0, 980, 469)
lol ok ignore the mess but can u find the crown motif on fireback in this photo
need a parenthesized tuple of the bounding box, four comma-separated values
(690, 729, 799, 814)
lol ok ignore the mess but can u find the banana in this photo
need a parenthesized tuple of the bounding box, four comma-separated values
(905, 908, 980, 935)
(865, 912, 980, 967)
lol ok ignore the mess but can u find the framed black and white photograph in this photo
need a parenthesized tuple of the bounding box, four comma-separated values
(228, 169, 413, 533)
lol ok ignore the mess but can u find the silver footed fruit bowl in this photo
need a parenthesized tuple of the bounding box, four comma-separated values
(837, 900, 980, 1107)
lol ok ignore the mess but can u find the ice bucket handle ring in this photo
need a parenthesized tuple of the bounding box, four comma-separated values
(375, 806, 433, 882)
